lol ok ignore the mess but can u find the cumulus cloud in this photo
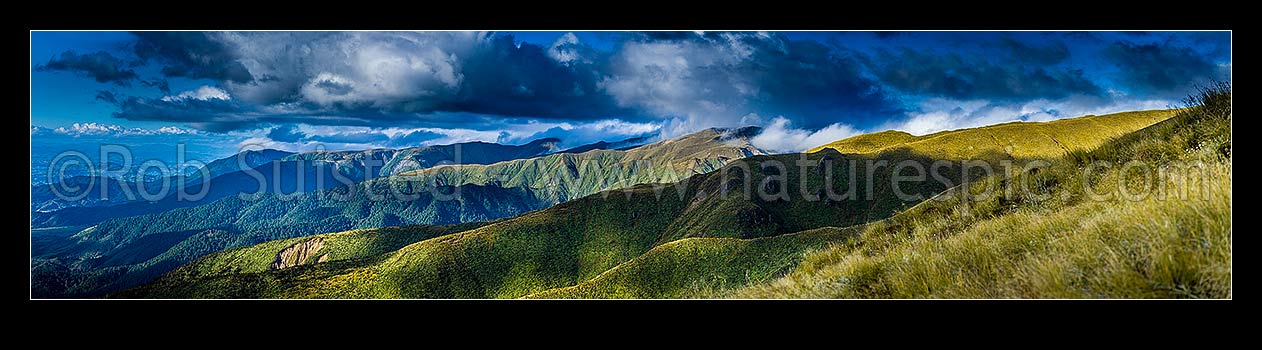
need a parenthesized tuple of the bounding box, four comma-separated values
(36, 31, 1230, 147)
(750, 116, 862, 153)
(98, 31, 900, 135)
(96, 32, 634, 131)
(600, 32, 895, 136)
(34, 50, 138, 85)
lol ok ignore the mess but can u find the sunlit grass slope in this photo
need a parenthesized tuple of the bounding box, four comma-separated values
(523, 225, 863, 298)
(122, 149, 978, 298)
(149, 221, 494, 283)
(738, 85, 1230, 298)
(808, 109, 1178, 160)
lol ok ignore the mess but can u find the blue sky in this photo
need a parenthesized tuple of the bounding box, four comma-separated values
(31, 31, 1230, 156)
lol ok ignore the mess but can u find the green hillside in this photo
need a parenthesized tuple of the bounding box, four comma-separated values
(34, 127, 766, 298)
(31, 183, 531, 298)
(808, 109, 1177, 159)
(118, 100, 1214, 299)
(121, 148, 980, 298)
(540, 87, 1229, 299)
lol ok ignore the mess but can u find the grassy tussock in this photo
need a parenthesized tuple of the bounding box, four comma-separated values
(735, 84, 1231, 299)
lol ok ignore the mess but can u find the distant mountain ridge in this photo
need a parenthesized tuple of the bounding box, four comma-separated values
(559, 135, 653, 154)
(30, 127, 768, 298)
(396, 126, 767, 203)
(30, 149, 293, 213)
(284, 137, 562, 179)
(30, 138, 563, 228)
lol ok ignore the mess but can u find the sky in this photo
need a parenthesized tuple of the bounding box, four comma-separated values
(31, 31, 1231, 157)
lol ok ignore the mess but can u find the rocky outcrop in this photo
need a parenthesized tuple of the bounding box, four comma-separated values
(269, 238, 327, 270)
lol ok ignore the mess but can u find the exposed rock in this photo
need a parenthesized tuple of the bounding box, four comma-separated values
(269, 238, 326, 270)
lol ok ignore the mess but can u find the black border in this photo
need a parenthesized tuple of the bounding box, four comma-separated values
(16, 4, 1233, 331)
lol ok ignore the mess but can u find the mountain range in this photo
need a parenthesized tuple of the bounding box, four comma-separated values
(30, 128, 764, 297)
(112, 105, 1225, 299)
(30, 137, 566, 228)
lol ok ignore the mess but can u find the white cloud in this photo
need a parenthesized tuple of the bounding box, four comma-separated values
(599, 38, 760, 137)
(879, 96, 1180, 136)
(46, 122, 198, 137)
(222, 31, 479, 108)
(161, 86, 231, 102)
(750, 116, 862, 153)
(156, 126, 195, 135)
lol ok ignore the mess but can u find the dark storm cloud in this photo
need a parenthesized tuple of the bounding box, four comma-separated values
(109, 93, 260, 132)
(434, 35, 631, 120)
(149, 32, 635, 131)
(132, 32, 254, 83)
(35, 51, 138, 85)
(998, 37, 1070, 65)
(743, 35, 899, 128)
(1103, 41, 1222, 95)
(866, 48, 1104, 100)
(47, 31, 1227, 135)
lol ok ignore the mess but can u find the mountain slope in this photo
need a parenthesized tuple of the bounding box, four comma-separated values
(738, 92, 1229, 298)
(121, 149, 981, 298)
(808, 109, 1176, 159)
(120, 107, 1190, 299)
(535, 93, 1230, 299)
(34, 128, 766, 298)
(181, 149, 295, 185)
